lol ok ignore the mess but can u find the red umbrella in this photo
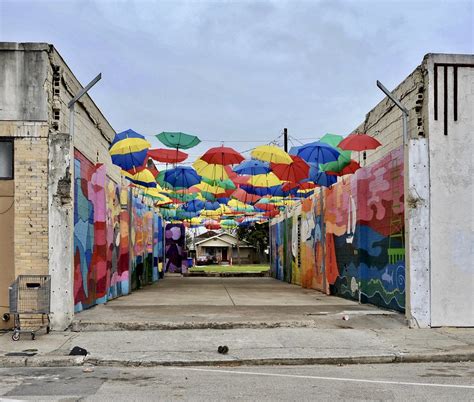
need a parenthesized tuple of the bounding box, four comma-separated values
(255, 203, 277, 211)
(264, 210, 280, 218)
(271, 155, 309, 183)
(298, 181, 317, 190)
(338, 133, 381, 151)
(148, 148, 188, 163)
(201, 146, 244, 165)
(232, 175, 251, 186)
(327, 160, 361, 176)
(281, 181, 299, 192)
(231, 188, 261, 204)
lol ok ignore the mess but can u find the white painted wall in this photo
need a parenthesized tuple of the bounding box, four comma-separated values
(425, 54, 474, 327)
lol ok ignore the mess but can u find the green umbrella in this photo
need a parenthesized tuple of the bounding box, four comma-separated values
(156, 132, 201, 150)
(319, 133, 343, 148)
(202, 176, 236, 190)
(319, 133, 351, 173)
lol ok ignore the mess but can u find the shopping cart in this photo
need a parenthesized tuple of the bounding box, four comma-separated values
(9, 275, 51, 341)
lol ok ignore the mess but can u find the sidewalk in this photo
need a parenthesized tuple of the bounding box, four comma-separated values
(1, 277, 473, 367)
(1, 327, 473, 367)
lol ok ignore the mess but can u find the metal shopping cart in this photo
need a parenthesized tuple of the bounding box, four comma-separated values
(9, 275, 51, 341)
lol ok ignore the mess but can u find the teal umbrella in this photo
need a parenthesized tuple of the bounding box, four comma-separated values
(156, 132, 201, 150)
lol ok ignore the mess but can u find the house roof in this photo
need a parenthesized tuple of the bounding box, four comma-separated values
(195, 232, 254, 248)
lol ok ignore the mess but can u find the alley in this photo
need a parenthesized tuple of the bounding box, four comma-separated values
(72, 276, 405, 331)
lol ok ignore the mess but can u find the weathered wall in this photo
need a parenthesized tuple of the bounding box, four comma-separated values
(271, 146, 405, 311)
(424, 54, 474, 326)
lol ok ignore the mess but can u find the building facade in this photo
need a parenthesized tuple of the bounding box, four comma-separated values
(270, 53, 474, 327)
(0, 43, 164, 330)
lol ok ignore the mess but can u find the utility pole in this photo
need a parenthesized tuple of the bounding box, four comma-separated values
(283, 128, 288, 152)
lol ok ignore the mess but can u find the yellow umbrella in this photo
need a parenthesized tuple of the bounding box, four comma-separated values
(193, 159, 229, 181)
(251, 145, 292, 164)
(200, 209, 222, 218)
(247, 172, 282, 187)
(195, 182, 227, 195)
(190, 217, 203, 226)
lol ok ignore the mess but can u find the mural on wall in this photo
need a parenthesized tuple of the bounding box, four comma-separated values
(270, 146, 405, 312)
(165, 223, 185, 273)
(74, 150, 163, 312)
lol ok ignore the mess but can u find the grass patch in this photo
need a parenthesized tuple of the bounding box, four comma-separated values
(189, 264, 270, 273)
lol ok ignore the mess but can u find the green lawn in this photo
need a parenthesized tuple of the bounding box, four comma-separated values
(189, 264, 270, 273)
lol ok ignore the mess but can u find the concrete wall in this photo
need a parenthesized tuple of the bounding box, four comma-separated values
(424, 54, 474, 327)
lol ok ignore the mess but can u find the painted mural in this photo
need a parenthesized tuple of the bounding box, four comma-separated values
(270, 146, 405, 312)
(73, 150, 163, 312)
(165, 223, 185, 273)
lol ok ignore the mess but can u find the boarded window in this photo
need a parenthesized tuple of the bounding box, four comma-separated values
(0, 139, 13, 179)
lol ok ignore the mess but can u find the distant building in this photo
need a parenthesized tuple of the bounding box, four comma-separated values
(194, 232, 258, 264)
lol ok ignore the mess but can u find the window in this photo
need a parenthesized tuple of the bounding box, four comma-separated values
(0, 139, 13, 179)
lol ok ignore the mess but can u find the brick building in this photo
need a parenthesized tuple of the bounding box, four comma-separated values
(0, 43, 163, 330)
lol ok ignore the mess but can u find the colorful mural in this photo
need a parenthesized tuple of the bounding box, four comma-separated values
(270, 146, 405, 312)
(165, 223, 185, 273)
(73, 150, 163, 312)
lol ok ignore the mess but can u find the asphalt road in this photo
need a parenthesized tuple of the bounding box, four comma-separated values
(0, 362, 473, 401)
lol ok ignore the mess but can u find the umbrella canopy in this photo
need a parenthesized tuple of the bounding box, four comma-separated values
(247, 172, 282, 187)
(164, 167, 201, 189)
(231, 188, 261, 204)
(193, 159, 229, 181)
(338, 133, 382, 151)
(271, 155, 309, 183)
(319, 133, 344, 148)
(292, 141, 340, 165)
(183, 199, 205, 213)
(201, 177, 236, 190)
(201, 146, 244, 165)
(221, 219, 237, 229)
(326, 160, 361, 176)
(251, 145, 293, 164)
(123, 168, 157, 188)
(156, 132, 201, 149)
(148, 148, 188, 163)
(233, 160, 271, 175)
(109, 129, 151, 171)
(308, 165, 337, 187)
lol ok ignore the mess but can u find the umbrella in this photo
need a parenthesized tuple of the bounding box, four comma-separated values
(156, 131, 201, 150)
(233, 160, 271, 175)
(201, 177, 236, 191)
(193, 159, 229, 181)
(231, 188, 261, 204)
(164, 167, 201, 189)
(247, 172, 282, 187)
(292, 141, 340, 165)
(326, 160, 361, 176)
(270, 155, 309, 183)
(183, 199, 205, 213)
(251, 145, 293, 164)
(338, 133, 382, 151)
(307, 165, 337, 187)
(109, 129, 151, 171)
(319, 133, 344, 148)
(221, 219, 237, 229)
(123, 168, 157, 188)
(201, 146, 244, 165)
(195, 182, 227, 195)
(148, 148, 188, 163)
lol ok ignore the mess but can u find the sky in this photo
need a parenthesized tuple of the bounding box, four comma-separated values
(1, 0, 473, 163)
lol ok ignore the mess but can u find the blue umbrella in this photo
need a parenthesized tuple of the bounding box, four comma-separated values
(307, 163, 337, 187)
(240, 184, 289, 197)
(164, 167, 201, 189)
(109, 129, 150, 171)
(293, 141, 340, 165)
(176, 209, 199, 220)
(234, 160, 271, 175)
(183, 199, 205, 213)
(204, 201, 221, 210)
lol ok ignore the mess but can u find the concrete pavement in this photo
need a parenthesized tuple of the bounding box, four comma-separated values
(1, 277, 473, 368)
(1, 363, 473, 400)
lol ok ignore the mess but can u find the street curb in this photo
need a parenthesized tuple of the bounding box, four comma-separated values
(182, 271, 270, 277)
(1, 352, 472, 368)
(71, 320, 321, 331)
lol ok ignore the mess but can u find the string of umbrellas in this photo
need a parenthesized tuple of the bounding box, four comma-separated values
(108, 130, 381, 230)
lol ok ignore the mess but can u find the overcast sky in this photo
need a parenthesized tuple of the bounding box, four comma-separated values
(1, 0, 473, 161)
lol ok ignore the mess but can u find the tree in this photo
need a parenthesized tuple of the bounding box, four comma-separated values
(236, 222, 269, 263)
